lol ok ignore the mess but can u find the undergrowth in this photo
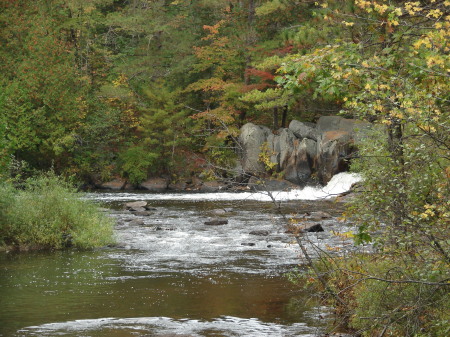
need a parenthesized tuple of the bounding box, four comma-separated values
(0, 173, 115, 250)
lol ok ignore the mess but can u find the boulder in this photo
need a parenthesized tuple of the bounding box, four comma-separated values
(311, 116, 366, 184)
(204, 219, 229, 226)
(168, 181, 187, 191)
(125, 201, 148, 211)
(278, 128, 296, 170)
(267, 133, 281, 170)
(139, 178, 169, 192)
(249, 230, 269, 236)
(316, 130, 354, 184)
(186, 177, 203, 190)
(200, 181, 226, 192)
(129, 219, 145, 226)
(309, 211, 332, 219)
(212, 208, 233, 215)
(129, 207, 146, 212)
(302, 138, 318, 159)
(133, 211, 151, 216)
(239, 123, 271, 174)
(284, 139, 314, 186)
(302, 223, 324, 233)
(100, 179, 132, 190)
(289, 120, 318, 141)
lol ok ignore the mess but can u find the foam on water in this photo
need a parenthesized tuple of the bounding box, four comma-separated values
(19, 316, 318, 337)
(88, 172, 361, 202)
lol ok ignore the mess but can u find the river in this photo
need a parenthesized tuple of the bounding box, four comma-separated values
(0, 173, 361, 337)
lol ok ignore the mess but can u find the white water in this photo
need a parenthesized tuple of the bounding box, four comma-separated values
(19, 316, 320, 337)
(88, 172, 361, 202)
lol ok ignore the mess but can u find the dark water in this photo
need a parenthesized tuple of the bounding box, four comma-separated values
(0, 194, 355, 337)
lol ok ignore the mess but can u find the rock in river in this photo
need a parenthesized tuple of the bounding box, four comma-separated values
(125, 201, 148, 211)
(302, 223, 324, 233)
(249, 230, 269, 236)
(204, 219, 229, 226)
(129, 219, 145, 226)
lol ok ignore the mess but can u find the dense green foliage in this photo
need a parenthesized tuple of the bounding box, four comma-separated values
(0, 173, 114, 250)
(0, 0, 329, 184)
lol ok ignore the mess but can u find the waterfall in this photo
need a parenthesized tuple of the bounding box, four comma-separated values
(88, 172, 362, 202)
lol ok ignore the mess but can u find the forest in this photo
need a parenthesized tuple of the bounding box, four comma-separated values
(0, 0, 449, 336)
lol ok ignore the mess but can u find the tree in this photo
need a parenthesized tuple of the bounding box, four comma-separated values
(0, 0, 87, 170)
(277, 1, 450, 335)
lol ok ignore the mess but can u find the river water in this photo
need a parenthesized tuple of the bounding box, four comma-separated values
(0, 173, 361, 337)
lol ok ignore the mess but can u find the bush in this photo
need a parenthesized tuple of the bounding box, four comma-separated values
(0, 173, 115, 249)
(119, 145, 160, 185)
(306, 253, 450, 337)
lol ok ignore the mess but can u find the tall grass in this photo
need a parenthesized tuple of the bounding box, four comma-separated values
(0, 173, 114, 249)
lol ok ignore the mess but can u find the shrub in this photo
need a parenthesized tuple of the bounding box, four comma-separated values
(305, 253, 450, 337)
(0, 173, 114, 249)
(119, 145, 160, 185)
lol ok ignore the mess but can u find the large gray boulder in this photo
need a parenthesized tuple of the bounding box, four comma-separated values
(315, 116, 370, 184)
(316, 130, 354, 184)
(284, 139, 314, 186)
(239, 123, 271, 174)
(289, 120, 318, 141)
(278, 128, 296, 170)
(267, 133, 281, 170)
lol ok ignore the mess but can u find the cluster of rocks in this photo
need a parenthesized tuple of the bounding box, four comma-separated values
(100, 176, 228, 193)
(99, 116, 369, 191)
(239, 116, 370, 186)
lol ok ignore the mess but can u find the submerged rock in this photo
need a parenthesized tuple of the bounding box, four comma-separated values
(302, 223, 324, 233)
(129, 207, 146, 212)
(133, 211, 152, 216)
(308, 211, 332, 220)
(249, 230, 269, 236)
(204, 219, 229, 226)
(129, 219, 145, 226)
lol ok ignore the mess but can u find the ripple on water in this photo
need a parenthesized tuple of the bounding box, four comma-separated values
(18, 316, 320, 337)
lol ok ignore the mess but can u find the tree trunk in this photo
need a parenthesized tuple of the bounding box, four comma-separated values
(281, 105, 288, 128)
(387, 119, 407, 229)
(239, 0, 256, 124)
(273, 107, 279, 130)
